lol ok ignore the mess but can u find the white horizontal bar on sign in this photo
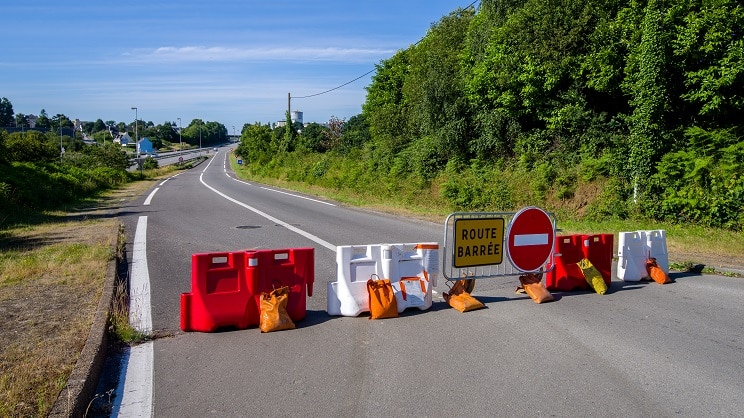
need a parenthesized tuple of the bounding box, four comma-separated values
(513, 233, 549, 246)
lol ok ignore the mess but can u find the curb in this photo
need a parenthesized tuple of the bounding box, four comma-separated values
(49, 223, 119, 417)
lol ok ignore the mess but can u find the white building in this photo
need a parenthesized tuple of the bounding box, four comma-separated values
(291, 110, 303, 125)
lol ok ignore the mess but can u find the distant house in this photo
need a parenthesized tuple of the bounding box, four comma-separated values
(114, 133, 132, 146)
(137, 137, 153, 155)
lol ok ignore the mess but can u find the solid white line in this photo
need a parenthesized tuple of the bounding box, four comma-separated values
(259, 187, 336, 206)
(199, 157, 336, 252)
(115, 215, 153, 417)
(130, 216, 153, 332)
(514, 233, 549, 246)
(112, 342, 154, 417)
(231, 176, 251, 186)
(143, 188, 159, 206)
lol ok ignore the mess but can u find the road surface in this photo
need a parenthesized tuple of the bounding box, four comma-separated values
(103, 147, 744, 417)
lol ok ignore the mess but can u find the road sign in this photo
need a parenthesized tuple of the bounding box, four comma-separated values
(506, 206, 555, 272)
(453, 217, 505, 268)
(237, 159, 243, 165)
(179, 156, 184, 163)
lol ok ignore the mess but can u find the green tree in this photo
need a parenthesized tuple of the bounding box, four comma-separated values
(267, 112, 294, 154)
(338, 114, 370, 153)
(363, 49, 412, 154)
(297, 122, 328, 153)
(321, 116, 344, 152)
(66, 142, 131, 171)
(5, 131, 59, 163)
(0, 97, 14, 127)
(14, 113, 28, 128)
(0, 130, 7, 164)
(93, 119, 107, 133)
(36, 109, 50, 130)
(404, 8, 474, 163)
(673, 0, 744, 128)
(235, 122, 273, 164)
(153, 121, 178, 143)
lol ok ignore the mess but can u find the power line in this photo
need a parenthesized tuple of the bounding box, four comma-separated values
(292, 68, 377, 99)
(291, 0, 480, 102)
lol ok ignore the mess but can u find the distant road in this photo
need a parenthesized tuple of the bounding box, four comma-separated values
(128, 148, 212, 171)
(110, 148, 744, 417)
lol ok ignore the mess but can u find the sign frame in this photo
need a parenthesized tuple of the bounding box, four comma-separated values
(442, 209, 557, 281)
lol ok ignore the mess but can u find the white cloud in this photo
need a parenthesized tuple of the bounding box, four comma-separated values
(125, 45, 395, 64)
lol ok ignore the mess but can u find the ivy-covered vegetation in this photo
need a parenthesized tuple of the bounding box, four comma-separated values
(236, 0, 743, 231)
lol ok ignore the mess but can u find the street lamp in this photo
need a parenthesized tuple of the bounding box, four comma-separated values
(132, 107, 141, 175)
(131, 107, 138, 154)
(60, 121, 63, 163)
(177, 117, 182, 153)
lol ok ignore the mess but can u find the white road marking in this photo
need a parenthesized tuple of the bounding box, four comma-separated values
(116, 215, 153, 417)
(199, 157, 336, 252)
(111, 342, 153, 417)
(259, 187, 336, 206)
(143, 188, 159, 206)
(130, 216, 153, 332)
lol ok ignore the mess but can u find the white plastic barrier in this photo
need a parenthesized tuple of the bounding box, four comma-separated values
(617, 230, 669, 281)
(328, 244, 385, 316)
(617, 231, 648, 281)
(327, 242, 440, 316)
(645, 230, 669, 273)
(382, 243, 438, 312)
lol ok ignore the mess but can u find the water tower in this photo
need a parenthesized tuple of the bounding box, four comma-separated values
(291, 110, 303, 125)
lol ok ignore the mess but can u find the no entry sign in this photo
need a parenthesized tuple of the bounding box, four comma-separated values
(506, 206, 555, 272)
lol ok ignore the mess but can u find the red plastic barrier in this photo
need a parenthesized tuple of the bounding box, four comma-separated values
(246, 248, 314, 325)
(545, 235, 588, 291)
(180, 252, 254, 332)
(581, 234, 613, 286)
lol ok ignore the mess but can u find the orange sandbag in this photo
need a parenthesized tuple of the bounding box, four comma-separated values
(646, 258, 671, 284)
(516, 273, 554, 304)
(444, 280, 485, 312)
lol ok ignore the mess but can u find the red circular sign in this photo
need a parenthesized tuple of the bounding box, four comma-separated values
(506, 207, 555, 272)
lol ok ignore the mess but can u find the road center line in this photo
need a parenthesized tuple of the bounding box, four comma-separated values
(199, 158, 336, 252)
(143, 188, 159, 206)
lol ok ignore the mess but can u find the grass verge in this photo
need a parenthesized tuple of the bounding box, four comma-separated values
(230, 154, 744, 274)
(0, 219, 117, 417)
(0, 165, 182, 417)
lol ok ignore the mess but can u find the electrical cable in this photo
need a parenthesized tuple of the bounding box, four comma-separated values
(292, 0, 480, 101)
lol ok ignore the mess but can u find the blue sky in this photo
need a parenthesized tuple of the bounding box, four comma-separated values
(1, 1, 472, 132)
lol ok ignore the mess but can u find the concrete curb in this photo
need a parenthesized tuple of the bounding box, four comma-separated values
(49, 223, 120, 417)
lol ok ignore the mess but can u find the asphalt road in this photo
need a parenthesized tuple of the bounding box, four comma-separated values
(109, 147, 744, 417)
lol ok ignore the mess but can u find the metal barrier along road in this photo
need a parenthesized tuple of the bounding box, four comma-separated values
(442, 207, 557, 281)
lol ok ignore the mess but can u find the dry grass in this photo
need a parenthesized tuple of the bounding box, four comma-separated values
(0, 176, 165, 417)
(0, 220, 116, 417)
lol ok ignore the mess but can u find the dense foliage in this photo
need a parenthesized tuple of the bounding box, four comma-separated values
(0, 96, 231, 226)
(235, 0, 743, 231)
(0, 129, 131, 224)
